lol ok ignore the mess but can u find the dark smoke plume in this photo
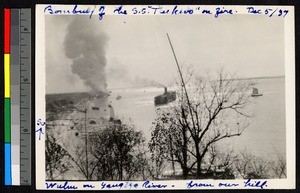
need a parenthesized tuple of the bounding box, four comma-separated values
(64, 17, 109, 93)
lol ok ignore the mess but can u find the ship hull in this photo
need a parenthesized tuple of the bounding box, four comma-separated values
(154, 91, 176, 105)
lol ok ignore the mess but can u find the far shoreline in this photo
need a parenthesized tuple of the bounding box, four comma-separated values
(46, 75, 285, 95)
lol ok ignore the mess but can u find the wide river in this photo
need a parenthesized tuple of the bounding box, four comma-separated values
(109, 77, 286, 160)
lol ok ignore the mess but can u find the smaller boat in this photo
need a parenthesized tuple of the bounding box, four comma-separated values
(116, 94, 122, 100)
(251, 87, 263, 97)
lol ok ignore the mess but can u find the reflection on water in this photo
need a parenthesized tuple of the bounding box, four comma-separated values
(108, 77, 286, 160)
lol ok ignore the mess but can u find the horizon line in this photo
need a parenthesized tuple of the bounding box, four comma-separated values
(46, 75, 285, 95)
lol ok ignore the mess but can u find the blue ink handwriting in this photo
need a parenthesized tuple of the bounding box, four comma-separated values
(218, 182, 239, 187)
(36, 119, 45, 140)
(244, 179, 268, 189)
(142, 181, 167, 189)
(43, 5, 290, 21)
(99, 181, 139, 189)
(114, 5, 128, 15)
(98, 6, 106, 20)
(46, 181, 78, 190)
(215, 7, 234, 18)
(247, 7, 262, 14)
(187, 180, 214, 189)
(123, 182, 139, 189)
(247, 7, 289, 17)
(83, 184, 95, 188)
(202, 9, 212, 15)
(44, 5, 96, 19)
(36, 128, 44, 140)
(101, 182, 124, 189)
(132, 7, 147, 14)
(37, 118, 46, 126)
(141, 6, 194, 15)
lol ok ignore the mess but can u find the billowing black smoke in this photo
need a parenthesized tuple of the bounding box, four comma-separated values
(64, 17, 109, 93)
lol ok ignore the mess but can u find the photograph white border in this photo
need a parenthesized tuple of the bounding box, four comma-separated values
(35, 4, 295, 190)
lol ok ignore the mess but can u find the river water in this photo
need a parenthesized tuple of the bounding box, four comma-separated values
(108, 77, 286, 160)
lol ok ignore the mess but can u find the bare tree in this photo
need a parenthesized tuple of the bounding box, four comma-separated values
(269, 152, 286, 178)
(234, 150, 270, 179)
(62, 119, 102, 180)
(182, 69, 252, 177)
(66, 142, 99, 180)
(205, 145, 237, 179)
(151, 68, 253, 178)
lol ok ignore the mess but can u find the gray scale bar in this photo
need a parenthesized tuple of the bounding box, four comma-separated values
(11, 9, 20, 185)
(19, 8, 31, 186)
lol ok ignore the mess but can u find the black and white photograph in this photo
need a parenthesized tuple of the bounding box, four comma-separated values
(35, 5, 295, 190)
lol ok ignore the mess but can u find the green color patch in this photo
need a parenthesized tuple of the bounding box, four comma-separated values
(4, 98, 11, 143)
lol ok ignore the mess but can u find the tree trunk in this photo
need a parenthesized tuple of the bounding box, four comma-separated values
(182, 127, 188, 179)
(119, 161, 123, 180)
(49, 164, 54, 180)
(196, 158, 202, 178)
(195, 142, 202, 178)
(182, 167, 189, 179)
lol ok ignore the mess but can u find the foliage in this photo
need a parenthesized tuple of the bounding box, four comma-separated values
(45, 133, 72, 180)
(88, 121, 147, 180)
(149, 108, 193, 179)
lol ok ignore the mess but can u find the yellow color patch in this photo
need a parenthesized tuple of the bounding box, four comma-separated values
(4, 54, 10, 98)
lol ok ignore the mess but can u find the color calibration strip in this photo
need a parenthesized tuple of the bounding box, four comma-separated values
(4, 8, 12, 186)
(4, 8, 31, 186)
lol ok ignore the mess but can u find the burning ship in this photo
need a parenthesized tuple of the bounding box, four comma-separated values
(154, 87, 176, 105)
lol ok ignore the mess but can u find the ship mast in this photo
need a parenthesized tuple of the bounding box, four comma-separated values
(166, 33, 197, 131)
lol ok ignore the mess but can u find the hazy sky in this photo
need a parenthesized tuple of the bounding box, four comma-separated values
(45, 14, 285, 93)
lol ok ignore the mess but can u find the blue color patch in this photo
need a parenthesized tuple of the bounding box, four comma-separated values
(5, 143, 12, 185)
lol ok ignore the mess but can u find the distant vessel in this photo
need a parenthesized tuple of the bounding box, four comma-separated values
(116, 94, 122, 100)
(154, 87, 176, 105)
(251, 87, 263, 97)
